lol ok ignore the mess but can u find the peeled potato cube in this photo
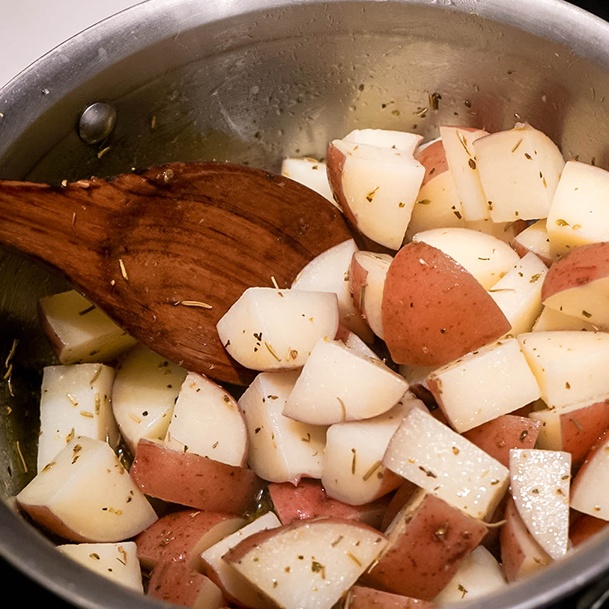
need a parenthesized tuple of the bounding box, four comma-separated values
(224, 517, 388, 609)
(216, 287, 339, 371)
(58, 541, 143, 592)
(281, 157, 336, 206)
(16, 436, 158, 542)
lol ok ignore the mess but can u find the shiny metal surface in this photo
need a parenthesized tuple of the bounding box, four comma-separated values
(1, 1, 609, 608)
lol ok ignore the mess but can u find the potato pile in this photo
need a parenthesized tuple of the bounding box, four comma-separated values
(13, 122, 609, 609)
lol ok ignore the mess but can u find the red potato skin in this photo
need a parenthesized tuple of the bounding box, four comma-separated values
(135, 508, 243, 571)
(541, 241, 609, 301)
(363, 492, 488, 601)
(382, 241, 511, 367)
(570, 513, 609, 546)
(462, 415, 541, 468)
(15, 505, 94, 543)
(147, 559, 227, 608)
(268, 479, 391, 530)
(130, 439, 264, 515)
(414, 139, 449, 186)
(346, 585, 435, 609)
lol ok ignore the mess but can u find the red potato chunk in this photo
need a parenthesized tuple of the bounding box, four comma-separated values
(462, 414, 541, 468)
(135, 508, 245, 571)
(268, 479, 391, 530)
(345, 585, 435, 609)
(130, 439, 264, 515)
(363, 489, 488, 601)
(570, 513, 609, 547)
(382, 241, 511, 367)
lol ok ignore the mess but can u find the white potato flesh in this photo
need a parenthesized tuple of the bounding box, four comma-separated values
(57, 541, 143, 592)
(383, 406, 509, 520)
(200, 511, 282, 609)
(329, 138, 425, 249)
(510, 218, 554, 265)
(433, 545, 507, 605)
(427, 338, 541, 433)
(38, 289, 137, 364)
(571, 429, 609, 520)
(338, 328, 380, 360)
(284, 338, 409, 425)
(532, 306, 598, 332)
(225, 518, 388, 609)
(438, 126, 490, 221)
(280, 157, 337, 206)
(350, 250, 393, 339)
(16, 436, 158, 542)
(343, 128, 423, 153)
(292, 238, 372, 343)
(543, 277, 609, 328)
(517, 331, 609, 408)
(238, 370, 326, 483)
(411, 227, 520, 290)
(488, 252, 548, 336)
(509, 448, 571, 559)
(464, 218, 525, 244)
(38, 363, 118, 473)
(546, 160, 609, 257)
(474, 122, 565, 222)
(111, 344, 187, 453)
(216, 287, 339, 371)
(164, 372, 248, 467)
(321, 399, 417, 505)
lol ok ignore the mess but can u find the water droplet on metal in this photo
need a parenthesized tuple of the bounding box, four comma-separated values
(78, 102, 117, 145)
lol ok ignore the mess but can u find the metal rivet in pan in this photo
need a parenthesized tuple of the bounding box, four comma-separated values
(78, 102, 117, 145)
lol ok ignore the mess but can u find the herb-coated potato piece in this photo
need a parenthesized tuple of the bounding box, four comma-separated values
(382, 241, 511, 367)
(345, 585, 434, 609)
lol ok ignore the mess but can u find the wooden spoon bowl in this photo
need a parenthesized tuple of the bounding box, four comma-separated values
(0, 162, 352, 386)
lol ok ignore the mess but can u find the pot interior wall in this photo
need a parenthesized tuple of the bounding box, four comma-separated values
(2, 1, 609, 608)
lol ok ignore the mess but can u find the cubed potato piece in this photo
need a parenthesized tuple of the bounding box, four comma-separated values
(291, 238, 373, 343)
(326, 129, 425, 250)
(111, 344, 187, 453)
(546, 160, 609, 257)
(268, 478, 390, 530)
(518, 331, 609, 409)
(382, 241, 510, 368)
(38, 289, 136, 364)
(510, 219, 555, 266)
(164, 372, 248, 467)
(364, 489, 488, 600)
(283, 338, 409, 425)
(427, 338, 541, 433)
(336, 326, 380, 360)
(432, 545, 507, 604)
(462, 414, 541, 468)
(148, 560, 226, 609)
(200, 511, 282, 609)
(499, 496, 552, 582)
(570, 513, 609, 547)
(383, 407, 509, 520)
(411, 227, 520, 290)
(529, 397, 609, 471)
(216, 287, 339, 371)
(509, 448, 571, 559)
(465, 218, 528, 244)
(541, 241, 609, 327)
(129, 438, 263, 515)
(438, 126, 490, 221)
(281, 157, 336, 206)
(532, 306, 598, 332)
(406, 138, 466, 238)
(321, 399, 414, 505)
(237, 370, 326, 483)
(571, 427, 609, 520)
(488, 252, 548, 336)
(346, 585, 435, 609)
(37, 363, 118, 472)
(17, 436, 157, 542)
(474, 122, 565, 222)
(224, 517, 388, 609)
(349, 250, 393, 339)
(135, 508, 245, 571)
(57, 541, 143, 592)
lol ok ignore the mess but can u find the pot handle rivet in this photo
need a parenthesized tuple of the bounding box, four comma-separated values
(78, 102, 117, 145)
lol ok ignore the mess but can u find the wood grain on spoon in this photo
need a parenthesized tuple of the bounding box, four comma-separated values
(0, 162, 352, 386)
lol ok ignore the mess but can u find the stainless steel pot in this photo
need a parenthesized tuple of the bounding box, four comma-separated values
(2, 1, 609, 607)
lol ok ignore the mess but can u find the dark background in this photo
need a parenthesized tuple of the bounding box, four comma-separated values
(3, 0, 609, 607)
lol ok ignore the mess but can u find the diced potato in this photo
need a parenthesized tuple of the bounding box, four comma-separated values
(510, 218, 554, 265)
(281, 157, 336, 206)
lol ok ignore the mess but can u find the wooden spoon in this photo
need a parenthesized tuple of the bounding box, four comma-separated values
(0, 161, 353, 386)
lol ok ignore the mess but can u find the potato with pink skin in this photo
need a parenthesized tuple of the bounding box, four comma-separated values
(345, 586, 434, 609)
(382, 240, 511, 367)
